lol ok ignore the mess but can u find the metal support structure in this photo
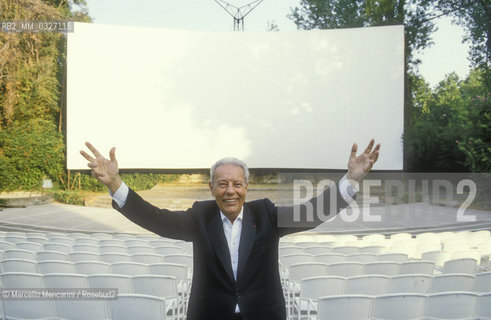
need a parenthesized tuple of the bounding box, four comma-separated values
(214, 0, 264, 31)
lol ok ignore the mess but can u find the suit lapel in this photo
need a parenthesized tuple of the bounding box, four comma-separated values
(237, 205, 256, 282)
(206, 210, 235, 283)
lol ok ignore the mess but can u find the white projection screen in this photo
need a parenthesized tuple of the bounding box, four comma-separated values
(67, 22, 404, 170)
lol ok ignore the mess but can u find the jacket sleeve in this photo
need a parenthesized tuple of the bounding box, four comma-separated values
(275, 180, 355, 237)
(113, 188, 196, 241)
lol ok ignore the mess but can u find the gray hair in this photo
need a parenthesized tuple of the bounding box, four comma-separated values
(210, 157, 249, 183)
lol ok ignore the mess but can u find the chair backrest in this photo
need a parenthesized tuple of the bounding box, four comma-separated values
(154, 245, 186, 256)
(132, 275, 178, 299)
(54, 299, 109, 320)
(4, 249, 37, 260)
(44, 273, 89, 288)
(110, 294, 167, 320)
(317, 294, 373, 320)
(281, 253, 315, 269)
(43, 243, 73, 254)
(278, 246, 304, 257)
(430, 274, 476, 293)
(127, 245, 156, 255)
(442, 258, 478, 274)
(314, 253, 346, 264)
(37, 250, 70, 262)
(88, 274, 132, 294)
(476, 292, 491, 320)
(331, 246, 360, 255)
(363, 262, 400, 276)
(16, 241, 44, 252)
(132, 253, 166, 264)
(99, 245, 129, 254)
(125, 239, 150, 247)
(75, 261, 112, 275)
(1, 258, 38, 273)
(69, 252, 101, 262)
(475, 271, 491, 293)
(38, 260, 77, 274)
(1, 272, 45, 288)
(346, 253, 378, 263)
(111, 262, 150, 276)
(148, 263, 188, 283)
(426, 292, 479, 319)
(421, 250, 452, 267)
(99, 253, 133, 263)
(303, 246, 329, 255)
(398, 261, 435, 275)
(162, 254, 193, 268)
(288, 262, 329, 282)
(377, 253, 408, 262)
(388, 274, 432, 294)
(345, 275, 390, 295)
(326, 262, 364, 277)
(358, 246, 387, 254)
(300, 276, 346, 298)
(98, 239, 125, 246)
(72, 244, 100, 253)
(373, 293, 427, 320)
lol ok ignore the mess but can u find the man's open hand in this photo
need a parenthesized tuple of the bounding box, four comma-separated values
(347, 139, 380, 183)
(80, 142, 122, 193)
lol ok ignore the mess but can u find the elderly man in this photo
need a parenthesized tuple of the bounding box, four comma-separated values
(80, 140, 379, 320)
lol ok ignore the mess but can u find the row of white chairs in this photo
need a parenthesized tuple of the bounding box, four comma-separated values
(0, 231, 167, 241)
(0, 248, 193, 264)
(0, 259, 191, 278)
(282, 230, 491, 243)
(0, 293, 171, 320)
(292, 272, 491, 297)
(283, 257, 481, 277)
(279, 240, 491, 260)
(0, 240, 192, 253)
(292, 292, 491, 320)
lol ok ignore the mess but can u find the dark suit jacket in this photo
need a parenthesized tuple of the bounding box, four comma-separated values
(114, 183, 351, 320)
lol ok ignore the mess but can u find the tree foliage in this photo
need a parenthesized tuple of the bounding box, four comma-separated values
(0, 0, 90, 191)
(405, 68, 490, 172)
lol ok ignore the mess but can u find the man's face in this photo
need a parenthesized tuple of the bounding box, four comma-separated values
(209, 163, 248, 217)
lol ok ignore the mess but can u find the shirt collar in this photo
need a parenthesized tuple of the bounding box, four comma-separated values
(220, 207, 244, 224)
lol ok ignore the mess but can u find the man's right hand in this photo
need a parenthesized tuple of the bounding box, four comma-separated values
(80, 142, 122, 194)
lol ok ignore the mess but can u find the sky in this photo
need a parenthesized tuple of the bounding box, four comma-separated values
(83, 0, 471, 88)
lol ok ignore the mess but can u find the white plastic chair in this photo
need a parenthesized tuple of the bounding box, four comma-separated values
(314, 253, 346, 264)
(4, 249, 37, 260)
(326, 262, 364, 277)
(75, 261, 112, 275)
(132, 275, 179, 319)
(399, 261, 435, 275)
(303, 246, 329, 255)
(132, 253, 166, 264)
(345, 253, 378, 263)
(476, 292, 491, 320)
(388, 274, 432, 294)
(372, 293, 427, 320)
(162, 254, 193, 269)
(44, 273, 89, 288)
(99, 244, 129, 254)
(425, 291, 479, 320)
(363, 262, 400, 276)
(442, 258, 478, 274)
(110, 293, 167, 320)
(88, 274, 132, 294)
(296, 276, 347, 319)
(72, 243, 100, 253)
(430, 273, 476, 293)
(331, 246, 360, 255)
(376, 253, 408, 262)
(358, 246, 387, 254)
(38, 260, 77, 274)
(112, 262, 150, 276)
(43, 243, 72, 254)
(127, 245, 157, 255)
(475, 271, 491, 292)
(1, 258, 38, 273)
(421, 250, 452, 268)
(345, 275, 390, 295)
(99, 253, 133, 263)
(317, 294, 373, 320)
(37, 250, 70, 262)
(281, 253, 315, 269)
(69, 252, 101, 262)
(16, 241, 44, 252)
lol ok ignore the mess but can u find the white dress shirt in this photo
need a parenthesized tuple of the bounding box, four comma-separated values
(220, 209, 243, 313)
